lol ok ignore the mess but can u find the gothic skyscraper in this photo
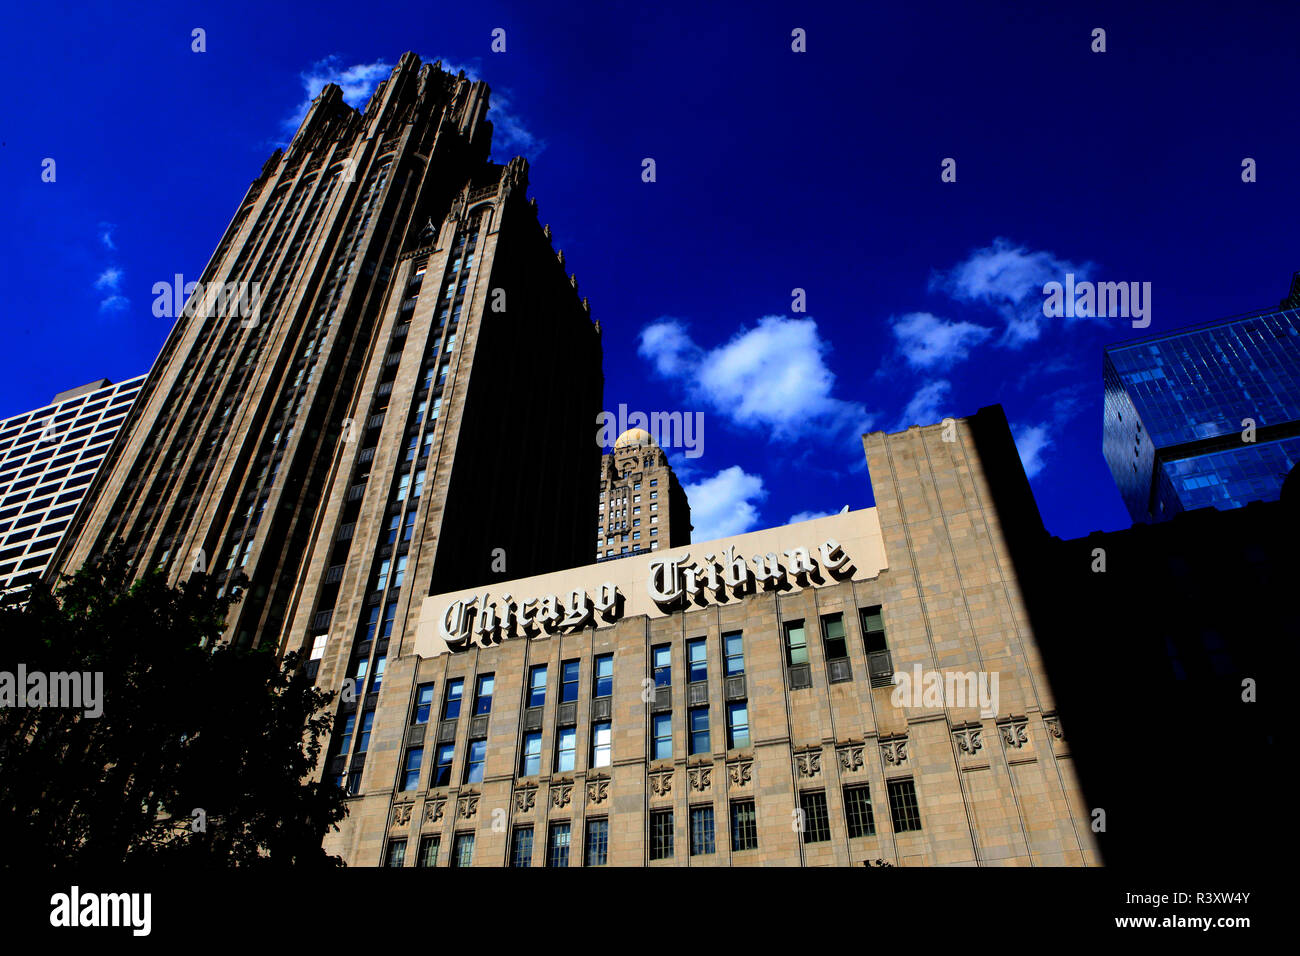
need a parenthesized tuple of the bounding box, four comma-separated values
(48, 54, 603, 706)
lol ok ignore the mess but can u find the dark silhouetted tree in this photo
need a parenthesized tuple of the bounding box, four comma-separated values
(0, 547, 347, 866)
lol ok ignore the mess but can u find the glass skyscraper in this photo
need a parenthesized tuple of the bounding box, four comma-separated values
(1103, 290, 1300, 523)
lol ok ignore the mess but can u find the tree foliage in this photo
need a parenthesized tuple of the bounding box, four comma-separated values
(0, 548, 347, 866)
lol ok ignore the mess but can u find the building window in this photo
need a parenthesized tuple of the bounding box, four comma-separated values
(689, 805, 716, 856)
(650, 479, 658, 487)
(649, 809, 674, 861)
(521, 731, 542, 776)
(651, 712, 672, 760)
(687, 638, 707, 683)
(591, 721, 612, 768)
(413, 683, 434, 724)
(510, 827, 533, 867)
(356, 711, 374, 754)
(688, 706, 709, 755)
(375, 558, 391, 590)
(384, 838, 407, 867)
(412, 468, 426, 498)
(730, 800, 758, 851)
(474, 673, 494, 715)
(726, 701, 749, 749)
(379, 604, 397, 640)
(784, 620, 808, 666)
(464, 738, 487, 783)
(821, 612, 847, 660)
(652, 644, 671, 687)
(362, 605, 380, 641)
(888, 778, 922, 832)
(391, 554, 407, 589)
(844, 785, 876, 838)
(442, 678, 463, 719)
(417, 834, 439, 867)
(799, 791, 831, 843)
(451, 832, 474, 867)
(336, 713, 356, 756)
(860, 606, 888, 653)
(433, 744, 454, 787)
(401, 747, 423, 791)
(555, 727, 577, 772)
(593, 653, 613, 697)
(528, 665, 547, 708)
(560, 659, 580, 703)
(547, 822, 572, 867)
(723, 632, 744, 675)
(585, 818, 609, 866)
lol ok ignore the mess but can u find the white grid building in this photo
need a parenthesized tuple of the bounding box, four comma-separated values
(0, 376, 145, 592)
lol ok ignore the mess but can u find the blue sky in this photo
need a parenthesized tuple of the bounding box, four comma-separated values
(2, 0, 1297, 542)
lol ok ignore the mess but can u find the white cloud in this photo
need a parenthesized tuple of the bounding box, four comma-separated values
(1012, 423, 1052, 478)
(891, 311, 993, 369)
(684, 466, 767, 541)
(894, 379, 951, 431)
(638, 319, 701, 377)
(281, 57, 395, 140)
(934, 238, 1093, 347)
(95, 268, 128, 313)
(98, 223, 116, 251)
(787, 509, 836, 524)
(94, 268, 122, 292)
(639, 315, 873, 442)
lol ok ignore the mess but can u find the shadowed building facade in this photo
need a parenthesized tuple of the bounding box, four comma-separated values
(596, 428, 692, 562)
(331, 407, 1099, 867)
(43, 55, 603, 769)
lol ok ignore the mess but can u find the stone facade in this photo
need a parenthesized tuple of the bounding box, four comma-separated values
(327, 408, 1099, 866)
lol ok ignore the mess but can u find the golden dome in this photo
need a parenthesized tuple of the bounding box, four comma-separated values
(614, 428, 653, 449)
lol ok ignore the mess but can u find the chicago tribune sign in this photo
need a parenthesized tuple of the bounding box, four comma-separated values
(438, 538, 853, 651)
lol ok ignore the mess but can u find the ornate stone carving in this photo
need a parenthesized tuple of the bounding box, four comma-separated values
(880, 735, 909, 766)
(649, 768, 673, 798)
(727, 759, 753, 789)
(837, 743, 866, 773)
(687, 764, 712, 793)
(391, 802, 413, 827)
(1043, 714, 1064, 742)
(423, 799, 445, 824)
(999, 718, 1030, 749)
(456, 791, 479, 820)
(514, 786, 536, 814)
(550, 780, 574, 809)
(795, 748, 823, 778)
(953, 726, 984, 756)
(586, 774, 610, 805)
